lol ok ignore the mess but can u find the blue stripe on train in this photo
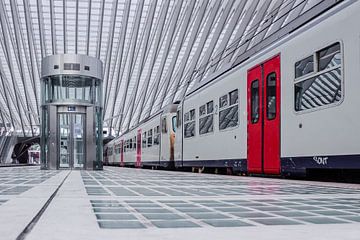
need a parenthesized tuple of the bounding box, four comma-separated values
(175, 159, 247, 172)
(281, 154, 360, 176)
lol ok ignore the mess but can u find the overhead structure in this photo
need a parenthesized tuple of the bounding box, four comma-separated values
(0, 0, 343, 136)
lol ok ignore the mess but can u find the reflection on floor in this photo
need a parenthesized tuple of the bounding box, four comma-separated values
(0, 166, 360, 240)
(82, 168, 360, 229)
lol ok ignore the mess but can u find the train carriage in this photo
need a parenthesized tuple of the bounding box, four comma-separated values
(105, 1, 360, 177)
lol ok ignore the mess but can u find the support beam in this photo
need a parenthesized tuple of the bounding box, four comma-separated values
(63, 0, 67, 53)
(85, 0, 92, 55)
(36, 0, 47, 58)
(143, 0, 184, 121)
(103, 0, 119, 111)
(208, 0, 248, 73)
(125, 0, 158, 129)
(49, 0, 57, 55)
(177, 0, 223, 100)
(22, 0, 41, 118)
(0, 3, 26, 136)
(135, 0, 170, 124)
(107, 0, 131, 128)
(168, 0, 209, 105)
(96, 0, 106, 59)
(117, 0, 145, 132)
(75, 0, 79, 54)
(155, 0, 197, 112)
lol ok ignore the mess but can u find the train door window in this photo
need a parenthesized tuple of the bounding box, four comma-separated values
(129, 138, 133, 150)
(294, 42, 342, 112)
(133, 137, 136, 150)
(161, 117, 167, 133)
(154, 126, 160, 145)
(184, 109, 195, 138)
(266, 73, 276, 120)
(172, 116, 176, 132)
(219, 89, 239, 130)
(251, 80, 259, 123)
(142, 132, 147, 148)
(176, 110, 182, 128)
(199, 101, 214, 135)
(147, 129, 153, 147)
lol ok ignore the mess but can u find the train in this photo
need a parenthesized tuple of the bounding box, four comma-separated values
(104, 1, 360, 176)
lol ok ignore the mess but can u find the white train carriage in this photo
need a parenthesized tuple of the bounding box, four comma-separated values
(105, 104, 178, 168)
(174, 0, 360, 176)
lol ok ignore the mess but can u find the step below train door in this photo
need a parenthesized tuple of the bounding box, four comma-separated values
(247, 55, 281, 175)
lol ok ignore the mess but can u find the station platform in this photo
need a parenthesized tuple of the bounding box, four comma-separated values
(0, 166, 360, 240)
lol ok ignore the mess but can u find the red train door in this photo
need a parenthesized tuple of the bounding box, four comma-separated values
(247, 55, 281, 175)
(120, 140, 124, 166)
(136, 129, 142, 167)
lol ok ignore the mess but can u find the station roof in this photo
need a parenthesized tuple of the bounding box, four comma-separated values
(0, 0, 335, 136)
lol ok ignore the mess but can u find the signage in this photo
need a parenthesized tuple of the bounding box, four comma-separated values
(68, 106, 76, 112)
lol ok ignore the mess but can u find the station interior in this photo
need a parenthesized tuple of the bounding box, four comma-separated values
(0, 0, 359, 239)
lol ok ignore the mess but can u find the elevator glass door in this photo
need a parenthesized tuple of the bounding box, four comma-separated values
(59, 113, 85, 169)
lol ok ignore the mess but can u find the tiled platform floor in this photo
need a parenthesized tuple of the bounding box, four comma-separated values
(0, 166, 360, 240)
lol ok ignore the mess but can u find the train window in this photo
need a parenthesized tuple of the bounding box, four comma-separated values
(162, 117, 167, 133)
(251, 80, 259, 123)
(129, 138, 133, 150)
(190, 109, 195, 120)
(219, 89, 239, 130)
(199, 105, 206, 116)
(153, 126, 160, 145)
(184, 109, 195, 138)
(318, 42, 341, 71)
(176, 110, 182, 128)
(219, 95, 228, 108)
(184, 112, 190, 121)
(266, 73, 276, 120)
(147, 129, 153, 147)
(142, 132, 147, 148)
(295, 55, 314, 78)
(295, 42, 342, 112)
(115, 144, 120, 154)
(207, 101, 214, 114)
(172, 116, 176, 132)
(229, 90, 238, 105)
(133, 137, 136, 150)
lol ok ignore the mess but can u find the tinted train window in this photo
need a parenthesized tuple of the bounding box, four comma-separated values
(251, 80, 259, 123)
(172, 116, 176, 132)
(219, 95, 228, 108)
(219, 90, 239, 130)
(176, 110, 182, 128)
(199, 105, 206, 116)
(199, 101, 214, 135)
(147, 129, 153, 147)
(142, 132, 147, 148)
(318, 43, 341, 71)
(184, 109, 195, 138)
(162, 117, 167, 133)
(133, 137, 136, 150)
(295, 55, 314, 78)
(153, 126, 160, 145)
(295, 42, 342, 112)
(266, 73, 276, 120)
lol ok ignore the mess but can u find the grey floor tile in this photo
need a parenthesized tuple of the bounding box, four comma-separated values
(98, 221, 145, 229)
(203, 219, 253, 227)
(251, 218, 303, 225)
(151, 220, 200, 228)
